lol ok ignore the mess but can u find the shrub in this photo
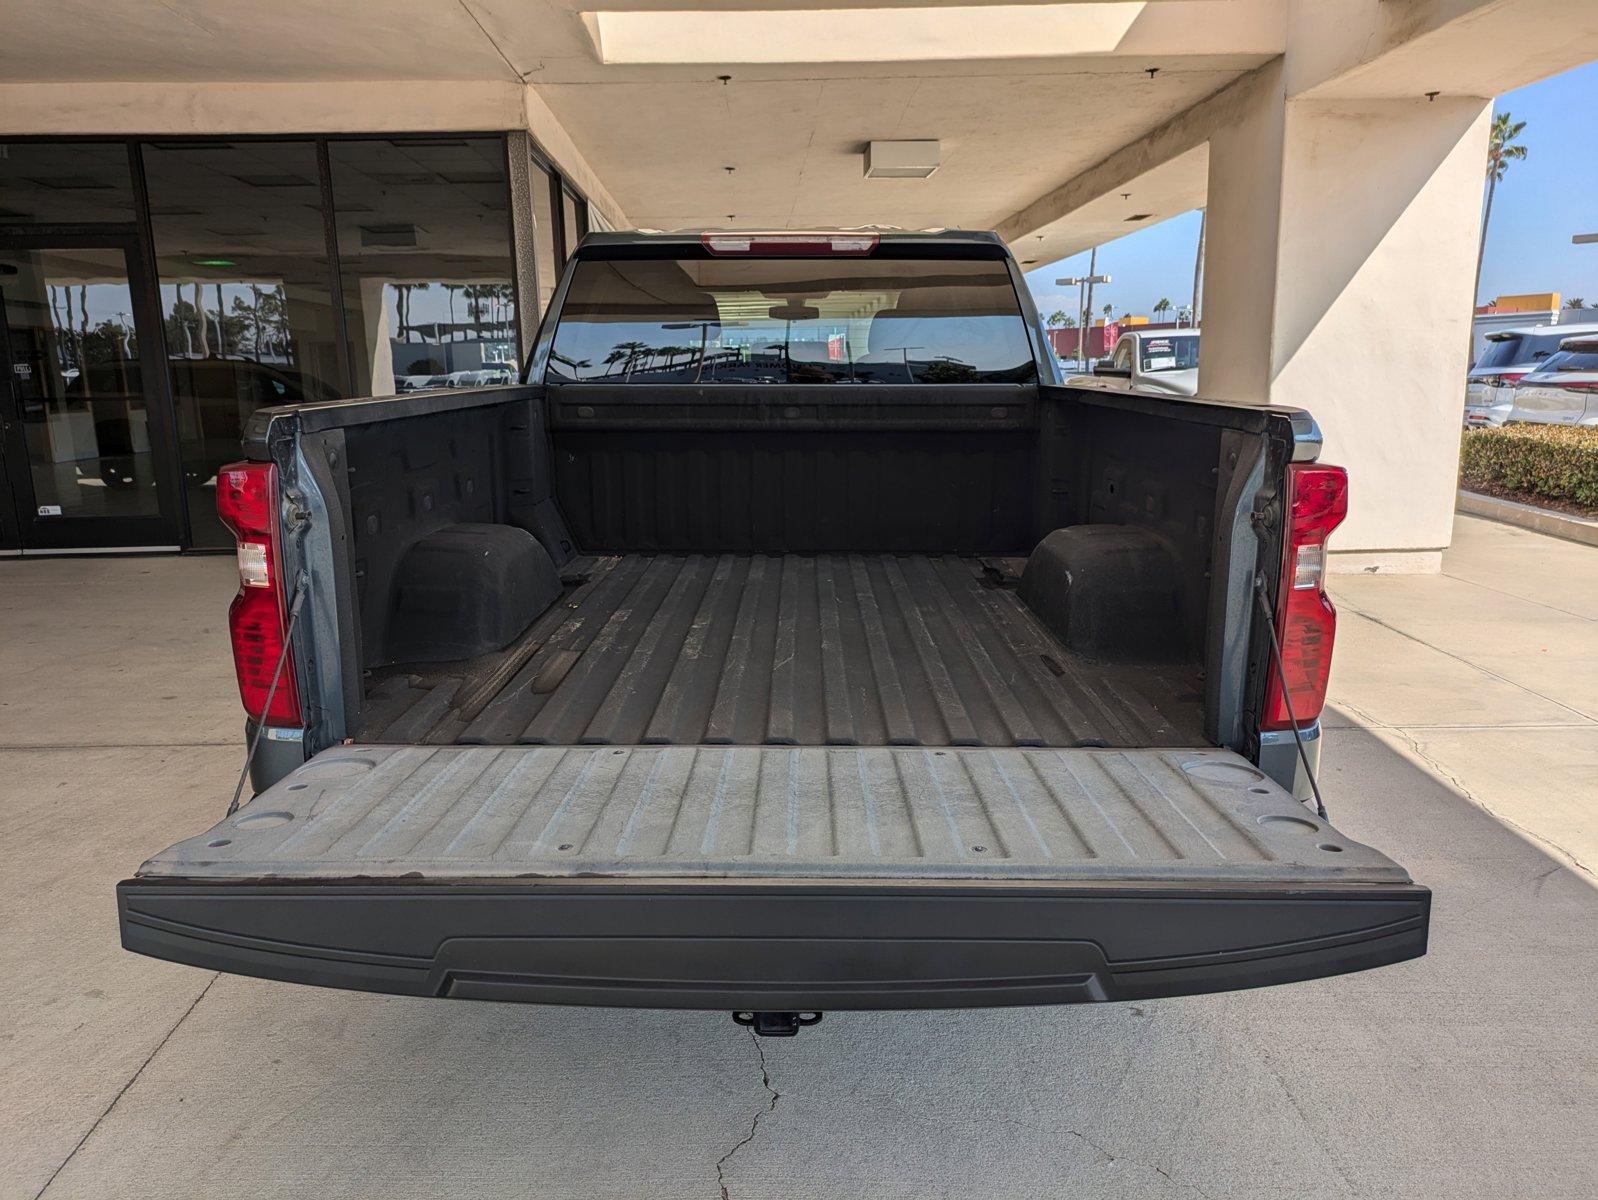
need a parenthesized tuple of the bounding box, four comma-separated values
(1460, 425, 1598, 507)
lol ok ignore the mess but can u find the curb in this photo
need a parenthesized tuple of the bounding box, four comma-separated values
(1457, 490, 1598, 548)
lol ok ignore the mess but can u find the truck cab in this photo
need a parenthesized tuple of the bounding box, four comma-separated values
(1070, 328, 1201, 398)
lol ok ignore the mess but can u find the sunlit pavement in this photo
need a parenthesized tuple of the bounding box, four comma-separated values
(2, 514, 1593, 1200)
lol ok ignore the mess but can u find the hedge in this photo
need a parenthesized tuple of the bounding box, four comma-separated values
(1460, 425, 1598, 507)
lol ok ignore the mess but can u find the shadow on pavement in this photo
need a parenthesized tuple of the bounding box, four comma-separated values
(12, 715, 1597, 1200)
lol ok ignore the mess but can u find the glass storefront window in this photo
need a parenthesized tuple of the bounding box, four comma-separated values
(0, 246, 158, 521)
(329, 137, 517, 397)
(142, 140, 344, 547)
(561, 187, 584, 261)
(0, 142, 135, 224)
(529, 157, 560, 316)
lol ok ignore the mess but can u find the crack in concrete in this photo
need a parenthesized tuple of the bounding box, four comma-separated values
(1254, 1047, 1361, 1199)
(714, 1028, 779, 1200)
(33, 974, 218, 1200)
(1339, 699, 1593, 879)
(1060, 1127, 1215, 1199)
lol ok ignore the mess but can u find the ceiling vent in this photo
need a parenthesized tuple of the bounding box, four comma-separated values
(360, 224, 421, 248)
(864, 140, 940, 180)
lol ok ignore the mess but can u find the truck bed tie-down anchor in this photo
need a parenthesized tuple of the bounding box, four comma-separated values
(733, 1011, 824, 1037)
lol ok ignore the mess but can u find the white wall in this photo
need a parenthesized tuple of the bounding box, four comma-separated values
(1200, 62, 1493, 569)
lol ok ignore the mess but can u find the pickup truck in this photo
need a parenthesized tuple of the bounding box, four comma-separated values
(1069, 327, 1201, 398)
(119, 230, 1427, 1035)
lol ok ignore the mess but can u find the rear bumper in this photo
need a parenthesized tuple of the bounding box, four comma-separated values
(119, 877, 1429, 1009)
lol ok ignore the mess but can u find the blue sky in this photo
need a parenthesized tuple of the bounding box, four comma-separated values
(1024, 60, 1598, 321)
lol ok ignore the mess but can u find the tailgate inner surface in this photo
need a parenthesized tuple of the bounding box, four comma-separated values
(139, 745, 1408, 885)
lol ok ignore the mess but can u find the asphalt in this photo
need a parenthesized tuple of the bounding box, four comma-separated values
(2, 513, 1594, 1200)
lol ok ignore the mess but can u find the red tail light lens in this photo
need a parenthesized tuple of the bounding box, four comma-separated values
(216, 460, 301, 727)
(1262, 464, 1348, 732)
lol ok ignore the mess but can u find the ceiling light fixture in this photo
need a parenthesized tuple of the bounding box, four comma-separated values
(865, 140, 940, 180)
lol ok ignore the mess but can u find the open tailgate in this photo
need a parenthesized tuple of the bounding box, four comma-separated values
(119, 745, 1428, 1008)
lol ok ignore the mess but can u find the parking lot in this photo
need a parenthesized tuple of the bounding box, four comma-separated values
(2, 513, 1594, 1200)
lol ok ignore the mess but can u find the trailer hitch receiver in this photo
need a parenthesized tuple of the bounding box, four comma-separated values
(733, 1011, 823, 1037)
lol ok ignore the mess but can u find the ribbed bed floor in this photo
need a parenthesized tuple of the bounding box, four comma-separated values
(360, 554, 1205, 749)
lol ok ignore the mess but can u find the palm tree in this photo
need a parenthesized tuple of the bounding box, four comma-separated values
(1059, 315, 1076, 329)
(1564, 298, 1587, 310)
(1153, 298, 1172, 319)
(1102, 303, 1113, 319)
(1475, 111, 1528, 305)
(1047, 309, 1069, 327)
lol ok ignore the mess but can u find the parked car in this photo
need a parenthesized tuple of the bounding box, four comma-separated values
(1068, 328, 1199, 397)
(1465, 322, 1598, 426)
(446, 366, 517, 388)
(1507, 336, 1598, 426)
(119, 231, 1427, 1034)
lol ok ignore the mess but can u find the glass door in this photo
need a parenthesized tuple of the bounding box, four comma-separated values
(0, 236, 181, 550)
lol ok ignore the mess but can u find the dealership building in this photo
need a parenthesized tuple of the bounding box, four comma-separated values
(1, 0, 1593, 565)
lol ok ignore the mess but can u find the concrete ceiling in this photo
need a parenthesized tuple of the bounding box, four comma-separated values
(1010, 143, 1208, 267)
(533, 60, 1244, 233)
(0, 0, 1279, 241)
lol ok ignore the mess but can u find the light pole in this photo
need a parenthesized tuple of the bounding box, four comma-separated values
(1057, 271, 1111, 370)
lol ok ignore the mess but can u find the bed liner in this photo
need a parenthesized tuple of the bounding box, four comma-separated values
(133, 744, 1404, 885)
(359, 553, 1205, 750)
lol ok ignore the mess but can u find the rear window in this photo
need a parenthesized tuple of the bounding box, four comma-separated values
(1546, 350, 1598, 372)
(1479, 331, 1573, 369)
(1474, 336, 1523, 369)
(1139, 335, 1199, 372)
(545, 255, 1036, 384)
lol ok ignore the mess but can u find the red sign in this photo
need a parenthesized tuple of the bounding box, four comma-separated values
(1100, 321, 1120, 352)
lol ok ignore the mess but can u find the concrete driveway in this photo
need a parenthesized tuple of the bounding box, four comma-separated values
(2, 514, 1594, 1200)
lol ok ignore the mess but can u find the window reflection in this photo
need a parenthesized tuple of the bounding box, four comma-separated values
(561, 187, 584, 261)
(0, 142, 135, 223)
(0, 247, 157, 521)
(547, 257, 1037, 385)
(529, 157, 560, 316)
(328, 138, 517, 395)
(143, 140, 343, 547)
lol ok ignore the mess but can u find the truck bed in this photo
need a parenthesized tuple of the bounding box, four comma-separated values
(358, 553, 1205, 750)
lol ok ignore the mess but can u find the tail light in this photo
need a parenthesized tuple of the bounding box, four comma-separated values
(216, 460, 302, 727)
(1262, 464, 1348, 732)
(1479, 372, 1527, 389)
(1543, 379, 1598, 395)
(701, 232, 879, 256)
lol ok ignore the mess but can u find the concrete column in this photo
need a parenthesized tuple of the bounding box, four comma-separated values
(1199, 61, 1492, 572)
(358, 277, 397, 397)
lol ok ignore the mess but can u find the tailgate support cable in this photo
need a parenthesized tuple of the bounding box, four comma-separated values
(1252, 574, 1329, 821)
(227, 574, 309, 817)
